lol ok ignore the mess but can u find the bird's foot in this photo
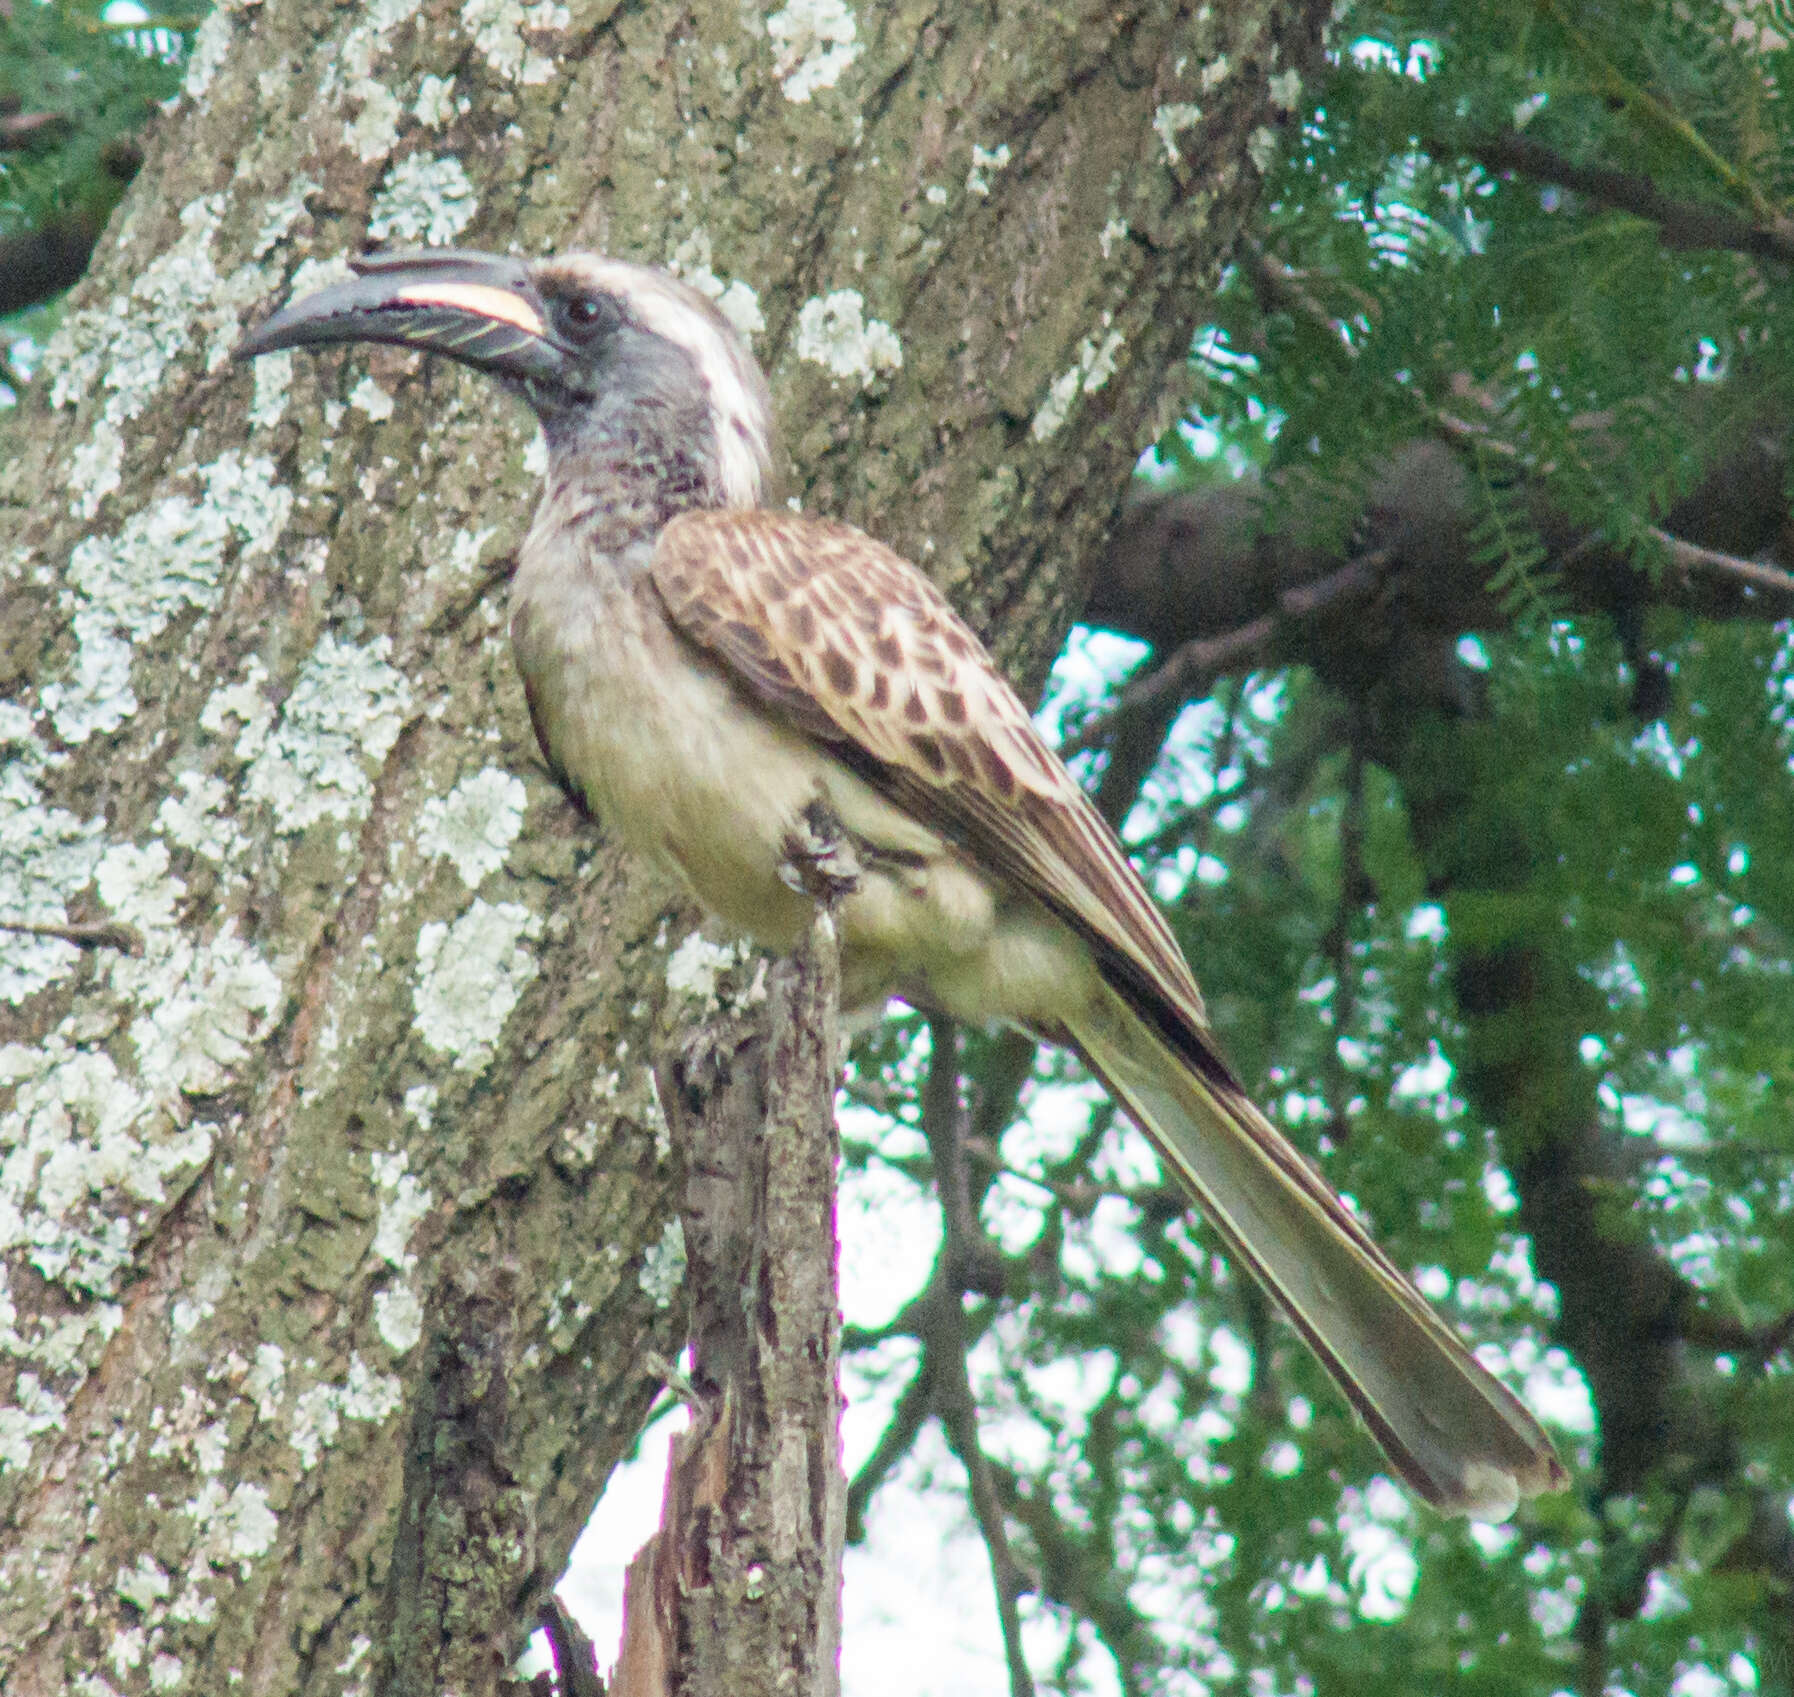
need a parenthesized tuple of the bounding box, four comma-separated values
(778, 799, 862, 907)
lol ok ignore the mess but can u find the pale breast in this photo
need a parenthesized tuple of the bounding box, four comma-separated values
(511, 537, 821, 940)
(508, 525, 1094, 1026)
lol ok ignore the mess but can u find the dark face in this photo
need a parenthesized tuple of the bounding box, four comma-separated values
(533, 285, 717, 448)
(236, 248, 771, 511)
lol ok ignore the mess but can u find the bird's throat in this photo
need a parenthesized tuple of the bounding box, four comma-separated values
(538, 401, 725, 556)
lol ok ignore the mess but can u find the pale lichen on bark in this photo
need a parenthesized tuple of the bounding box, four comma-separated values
(0, 0, 1323, 1688)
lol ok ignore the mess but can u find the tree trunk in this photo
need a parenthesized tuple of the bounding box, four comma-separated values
(0, 0, 1325, 1689)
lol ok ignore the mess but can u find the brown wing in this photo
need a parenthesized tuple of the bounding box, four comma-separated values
(652, 508, 1232, 1079)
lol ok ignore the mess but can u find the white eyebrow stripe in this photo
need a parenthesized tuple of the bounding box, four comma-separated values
(578, 259, 772, 509)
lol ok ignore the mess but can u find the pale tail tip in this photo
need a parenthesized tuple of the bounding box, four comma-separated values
(1455, 1463, 1522, 1524)
(1450, 1449, 1570, 1523)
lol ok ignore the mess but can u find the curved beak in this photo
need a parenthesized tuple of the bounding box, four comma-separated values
(234, 249, 562, 386)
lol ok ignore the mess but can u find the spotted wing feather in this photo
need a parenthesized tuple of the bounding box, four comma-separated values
(652, 509, 1569, 1518)
(651, 507, 1218, 1062)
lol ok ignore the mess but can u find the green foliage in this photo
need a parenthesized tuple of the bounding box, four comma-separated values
(1184, 0, 1794, 611)
(0, 0, 190, 370)
(11, 0, 1793, 1687)
(841, 4, 1794, 1693)
(0, 4, 176, 219)
(845, 615, 1794, 1691)
(1467, 451, 1561, 628)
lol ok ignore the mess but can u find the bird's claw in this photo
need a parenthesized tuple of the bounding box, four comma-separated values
(778, 800, 862, 906)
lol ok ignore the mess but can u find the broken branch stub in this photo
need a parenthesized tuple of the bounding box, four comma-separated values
(613, 911, 848, 1697)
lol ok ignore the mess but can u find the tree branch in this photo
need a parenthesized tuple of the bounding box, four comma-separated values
(536, 1597, 606, 1697)
(932, 1302, 1036, 1697)
(613, 910, 848, 1697)
(923, 1018, 1012, 1297)
(1454, 130, 1794, 260)
(1064, 551, 1385, 759)
(918, 1019, 1035, 1697)
(0, 916, 143, 954)
(842, 1347, 935, 1546)
(1084, 425, 1794, 680)
(1647, 525, 1794, 599)
(0, 111, 70, 150)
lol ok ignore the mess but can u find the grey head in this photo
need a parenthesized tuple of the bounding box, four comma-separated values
(235, 249, 775, 513)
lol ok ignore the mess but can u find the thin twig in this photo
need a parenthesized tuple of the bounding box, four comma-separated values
(0, 111, 68, 150)
(1242, 238, 1365, 348)
(1190, 675, 1243, 868)
(845, 1028, 1039, 1687)
(1122, 776, 1247, 863)
(1057, 616, 1268, 758)
(987, 1462, 1155, 1697)
(0, 917, 143, 955)
(1319, 733, 1367, 1148)
(1648, 527, 1794, 598)
(1540, 0, 1781, 226)
(1454, 130, 1794, 261)
(1249, 235, 1793, 617)
(931, 1294, 1036, 1697)
(836, 1073, 909, 1116)
(918, 1027, 1038, 1694)
(1428, 408, 1526, 458)
(1059, 552, 1386, 760)
(955, 1138, 1176, 1214)
(843, 1348, 935, 1543)
(1426, 415, 1794, 599)
(1247, 234, 1794, 619)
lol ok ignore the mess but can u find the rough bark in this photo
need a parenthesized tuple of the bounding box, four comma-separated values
(0, 0, 1322, 1690)
(612, 910, 846, 1697)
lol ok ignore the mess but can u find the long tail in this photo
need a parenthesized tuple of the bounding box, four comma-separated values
(1070, 988, 1567, 1520)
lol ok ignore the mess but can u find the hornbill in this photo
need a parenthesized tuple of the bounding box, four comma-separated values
(237, 249, 1566, 1520)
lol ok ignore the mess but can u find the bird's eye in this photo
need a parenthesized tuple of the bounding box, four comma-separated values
(555, 294, 611, 344)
